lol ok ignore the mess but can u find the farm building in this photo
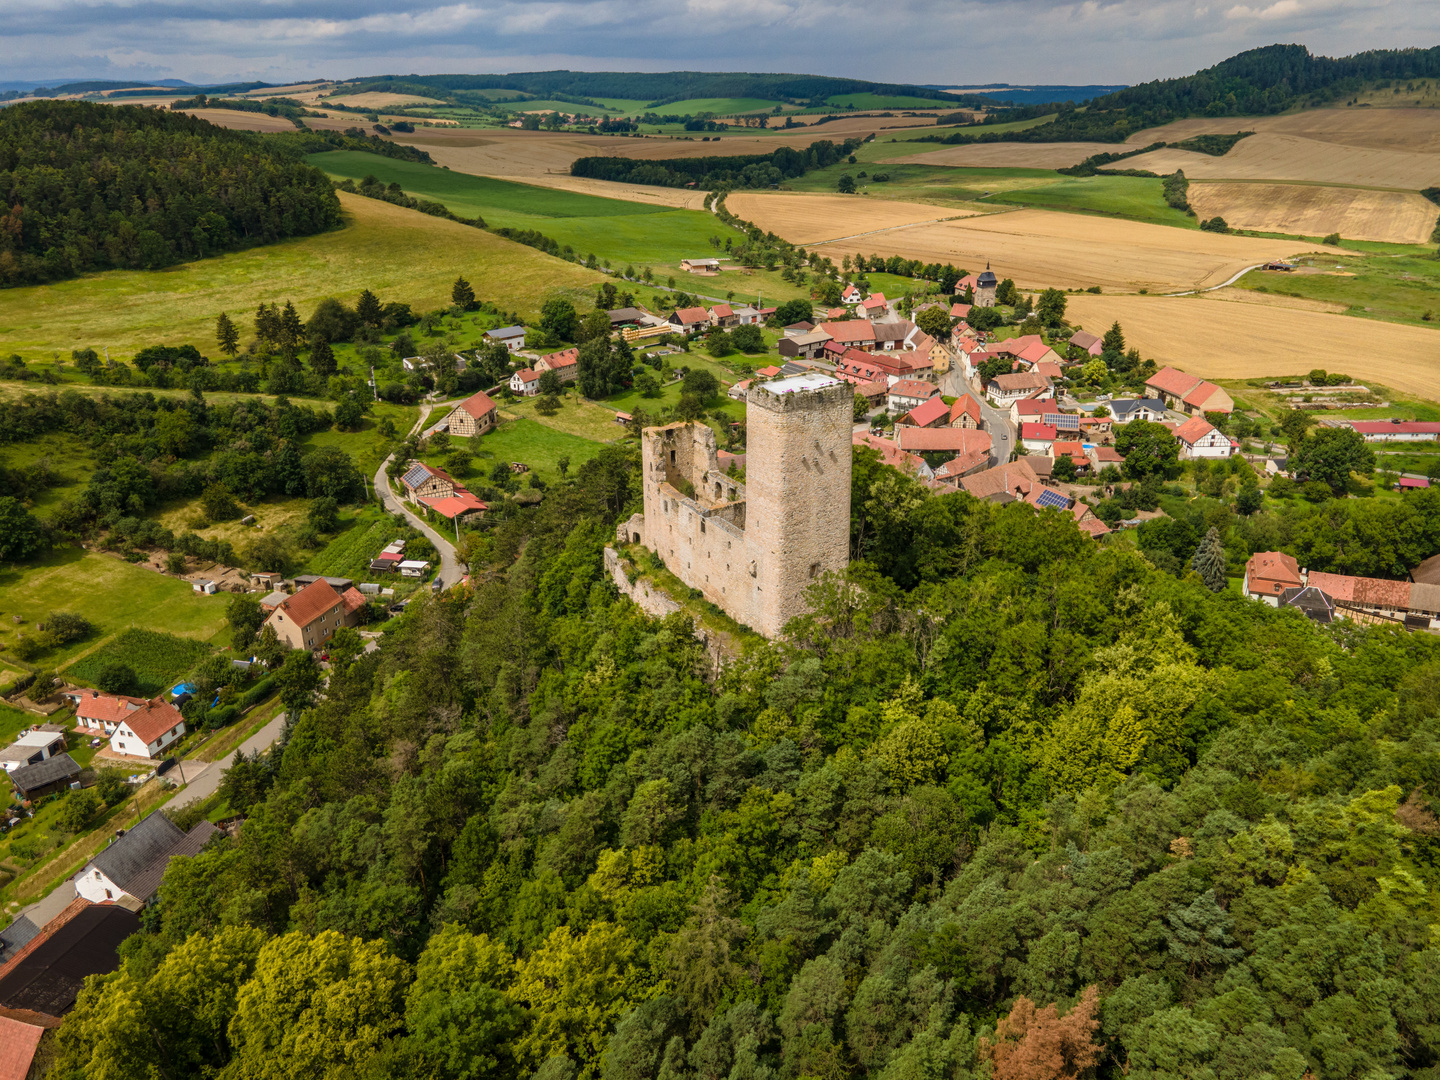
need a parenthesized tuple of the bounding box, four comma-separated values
(1349, 420, 1440, 442)
(0, 731, 66, 773)
(680, 258, 720, 274)
(1144, 366, 1234, 415)
(484, 325, 526, 353)
(1173, 416, 1236, 459)
(7, 754, 81, 801)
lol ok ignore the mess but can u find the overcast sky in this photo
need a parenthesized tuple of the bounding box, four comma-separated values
(5, 0, 1437, 88)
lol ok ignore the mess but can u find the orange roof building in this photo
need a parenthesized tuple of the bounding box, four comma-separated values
(1243, 551, 1303, 605)
(447, 390, 498, 437)
(111, 698, 186, 760)
(263, 579, 346, 653)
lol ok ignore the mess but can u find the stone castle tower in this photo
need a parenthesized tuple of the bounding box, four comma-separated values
(974, 263, 998, 308)
(622, 373, 852, 638)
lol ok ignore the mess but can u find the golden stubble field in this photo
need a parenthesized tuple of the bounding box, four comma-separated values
(0, 193, 599, 357)
(1186, 183, 1438, 244)
(1066, 293, 1440, 399)
(728, 194, 1317, 291)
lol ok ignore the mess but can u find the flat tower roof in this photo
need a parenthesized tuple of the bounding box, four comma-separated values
(761, 373, 841, 395)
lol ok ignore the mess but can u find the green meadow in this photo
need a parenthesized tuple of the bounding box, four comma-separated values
(988, 174, 1200, 228)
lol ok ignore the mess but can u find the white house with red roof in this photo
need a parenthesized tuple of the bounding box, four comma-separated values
(1021, 422, 1059, 453)
(669, 307, 711, 332)
(535, 349, 579, 384)
(887, 379, 941, 413)
(1173, 416, 1236, 458)
(841, 284, 862, 305)
(1349, 420, 1440, 442)
(67, 690, 148, 737)
(509, 369, 541, 396)
(110, 698, 186, 760)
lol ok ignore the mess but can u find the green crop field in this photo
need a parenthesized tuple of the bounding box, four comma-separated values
(309, 152, 810, 306)
(785, 157, 1057, 204)
(988, 174, 1199, 228)
(306, 506, 398, 581)
(1236, 252, 1440, 328)
(0, 193, 600, 360)
(0, 550, 228, 672)
(632, 98, 789, 117)
(826, 93, 951, 110)
(68, 628, 213, 697)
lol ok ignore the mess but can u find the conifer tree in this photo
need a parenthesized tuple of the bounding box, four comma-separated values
(280, 301, 304, 348)
(216, 311, 239, 356)
(356, 289, 383, 328)
(452, 276, 476, 311)
(1191, 526, 1226, 592)
(310, 338, 336, 378)
(1102, 321, 1126, 354)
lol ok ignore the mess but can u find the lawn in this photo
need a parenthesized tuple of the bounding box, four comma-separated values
(1235, 252, 1440, 328)
(0, 550, 229, 671)
(988, 174, 1199, 229)
(1, 430, 99, 519)
(501, 392, 634, 442)
(308, 152, 810, 306)
(464, 417, 609, 483)
(301, 401, 418, 477)
(67, 628, 214, 697)
(0, 192, 601, 359)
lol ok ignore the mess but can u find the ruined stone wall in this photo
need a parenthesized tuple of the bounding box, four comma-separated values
(604, 547, 682, 620)
(745, 380, 853, 637)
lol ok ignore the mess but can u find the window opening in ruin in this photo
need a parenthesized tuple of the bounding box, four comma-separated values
(810, 562, 823, 578)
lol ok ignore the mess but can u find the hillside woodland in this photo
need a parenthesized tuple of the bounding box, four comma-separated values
(46, 444, 1440, 1080)
(0, 102, 341, 286)
(940, 44, 1440, 143)
(572, 137, 865, 190)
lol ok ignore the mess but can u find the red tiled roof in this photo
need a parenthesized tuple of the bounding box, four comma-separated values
(540, 348, 579, 370)
(420, 493, 489, 519)
(454, 390, 496, 420)
(0, 1014, 44, 1080)
(895, 427, 992, 455)
(271, 579, 343, 632)
(990, 372, 1051, 392)
(1053, 440, 1086, 458)
(117, 698, 185, 746)
(513, 368, 539, 383)
(950, 302, 972, 318)
(1307, 572, 1412, 609)
(949, 394, 981, 426)
(1173, 416, 1218, 444)
(903, 397, 950, 428)
(1181, 380, 1231, 411)
(756, 365, 782, 377)
(1034, 361, 1064, 380)
(889, 379, 939, 400)
(340, 587, 368, 614)
(1014, 398, 1050, 417)
(1090, 446, 1125, 462)
(1145, 366, 1202, 398)
(855, 379, 890, 398)
(818, 321, 876, 344)
(375, 551, 401, 562)
(710, 304, 733, 318)
(1399, 477, 1432, 488)
(72, 690, 147, 724)
(1022, 423, 1058, 441)
(674, 307, 710, 325)
(1076, 516, 1111, 538)
(1245, 552, 1302, 594)
(960, 460, 1043, 500)
(853, 433, 924, 474)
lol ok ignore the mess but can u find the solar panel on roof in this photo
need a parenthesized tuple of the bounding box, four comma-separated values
(1034, 488, 1071, 510)
(401, 464, 431, 488)
(1046, 413, 1080, 430)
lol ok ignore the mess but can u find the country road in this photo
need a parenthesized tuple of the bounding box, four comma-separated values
(168, 713, 289, 810)
(374, 401, 466, 590)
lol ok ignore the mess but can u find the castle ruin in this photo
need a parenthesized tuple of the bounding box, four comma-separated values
(620, 373, 852, 638)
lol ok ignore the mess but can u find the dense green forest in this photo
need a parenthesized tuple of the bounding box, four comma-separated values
(572, 137, 864, 189)
(935, 44, 1440, 143)
(45, 440, 1440, 1080)
(356, 70, 979, 108)
(0, 102, 342, 286)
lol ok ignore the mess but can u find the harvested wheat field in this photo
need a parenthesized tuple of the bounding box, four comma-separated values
(884, 141, 1120, 169)
(495, 173, 711, 209)
(727, 192, 975, 241)
(394, 129, 612, 176)
(324, 92, 446, 109)
(1133, 108, 1440, 156)
(733, 196, 1315, 291)
(1123, 134, 1440, 190)
(174, 109, 299, 133)
(1203, 287, 1348, 314)
(1186, 183, 1438, 244)
(1066, 294, 1440, 399)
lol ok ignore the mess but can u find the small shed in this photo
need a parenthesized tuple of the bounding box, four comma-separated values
(8, 753, 82, 800)
(398, 560, 431, 579)
(192, 580, 218, 595)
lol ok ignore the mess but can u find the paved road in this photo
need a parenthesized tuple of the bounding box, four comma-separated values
(168, 713, 289, 810)
(373, 403, 466, 591)
(940, 365, 1015, 467)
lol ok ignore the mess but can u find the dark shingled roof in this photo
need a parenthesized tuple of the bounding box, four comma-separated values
(116, 822, 221, 905)
(7, 754, 80, 795)
(0, 900, 137, 1017)
(89, 811, 184, 895)
(0, 917, 38, 958)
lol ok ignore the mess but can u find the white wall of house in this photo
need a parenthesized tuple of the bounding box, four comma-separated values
(1180, 433, 1234, 459)
(111, 720, 184, 760)
(76, 866, 128, 904)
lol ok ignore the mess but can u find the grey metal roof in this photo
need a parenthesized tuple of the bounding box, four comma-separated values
(401, 462, 432, 489)
(8, 754, 80, 794)
(89, 811, 184, 895)
(487, 325, 525, 339)
(116, 822, 221, 904)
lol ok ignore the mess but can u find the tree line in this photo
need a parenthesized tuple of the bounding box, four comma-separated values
(572, 137, 865, 190)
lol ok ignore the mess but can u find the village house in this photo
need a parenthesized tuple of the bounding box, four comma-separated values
(949, 394, 983, 429)
(834, 349, 888, 386)
(960, 458, 1047, 502)
(841, 284, 862, 305)
(894, 427, 994, 476)
(1108, 398, 1168, 424)
(680, 257, 720, 274)
(871, 320, 914, 352)
(854, 432, 932, 479)
(0, 730, 66, 773)
(866, 349, 934, 382)
(66, 690, 147, 737)
(606, 307, 647, 328)
(1348, 420, 1440, 442)
(75, 810, 219, 907)
(777, 331, 832, 360)
(993, 335, 1064, 370)
(509, 368, 541, 396)
(1068, 330, 1104, 356)
(855, 380, 890, 410)
(860, 294, 890, 319)
(732, 305, 762, 325)
(669, 307, 711, 333)
(444, 390, 498, 437)
(399, 461, 459, 504)
(1243, 551, 1303, 605)
(1053, 440, 1090, 472)
(535, 348, 580, 384)
(1173, 416, 1236, 459)
(987, 371, 1053, 406)
(783, 321, 816, 337)
(1011, 398, 1081, 431)
(1243, 552, 1440, 631)
(1144, 366, 1234, 415)
(1021, 422, 1059, 454)
(110, 697, 186, 760)
(262, 578, 346, 653)
(887, 379, 941, 414)
(898, 395, 950, 429)
(709, 304, 738, 328)
(1087, 445, 1126, 470)
(484, 325, 526, 354)
(817, 320, 877, 351)
(950, 301, 972, 321)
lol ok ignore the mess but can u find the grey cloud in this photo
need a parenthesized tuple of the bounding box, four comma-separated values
(1, 0, 1435, 86)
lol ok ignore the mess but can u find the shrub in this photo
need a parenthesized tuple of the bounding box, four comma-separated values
(45, 611, 94, 644)
(1323, 232, 1341, 245)
(95, 660, 141, 694)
